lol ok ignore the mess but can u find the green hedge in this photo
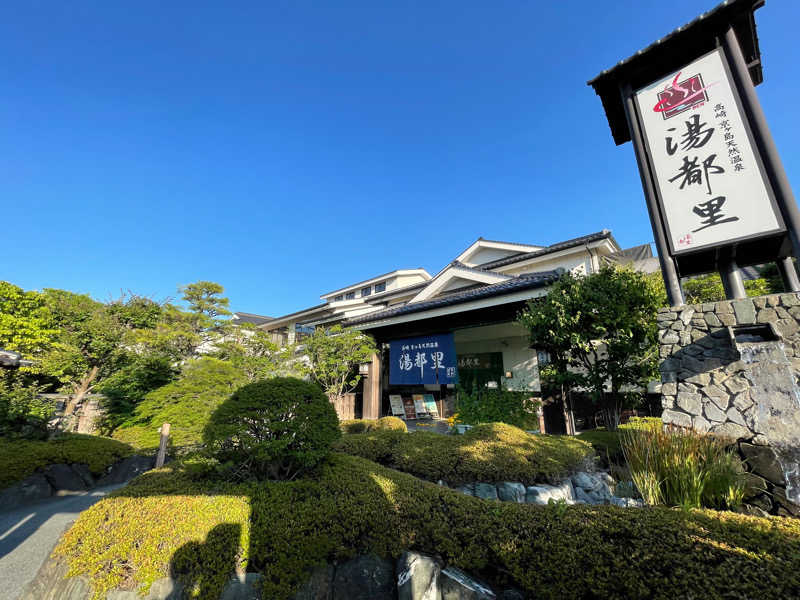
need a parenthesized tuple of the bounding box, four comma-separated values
(334, 422, 593, 485)
(341, 416, 408, 434)
(0, 434, 135, 490)
(55, 452, 800, 600)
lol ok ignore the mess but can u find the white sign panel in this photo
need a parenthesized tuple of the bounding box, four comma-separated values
(635, 48, 783, 253)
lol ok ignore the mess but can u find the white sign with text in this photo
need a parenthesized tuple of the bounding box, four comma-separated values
(635, 48, 782, 253)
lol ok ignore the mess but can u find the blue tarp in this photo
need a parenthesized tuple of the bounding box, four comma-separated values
(389, 333, 459, 385)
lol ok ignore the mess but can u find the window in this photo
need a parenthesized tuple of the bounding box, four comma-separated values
(346, 291, 356, 300)
(374, 281, 386, 293)
(334, 295, 343, 302)
(361, 286, 372, 297)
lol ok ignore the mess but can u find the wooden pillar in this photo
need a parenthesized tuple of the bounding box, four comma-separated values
(362, 352, 382, 420)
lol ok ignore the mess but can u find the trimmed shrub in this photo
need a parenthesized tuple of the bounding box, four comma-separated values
(0, 434, 134, 490)
(203, 377, 340, 480)
(621, 425, 746, 509)
(372, 416, 407, 432)
(340, 417, 408, 434)
(340, 419, 370, 434)
(55, 453, 800, 600)
(335, 422, 592, 485)
(112, 358, 248, 450)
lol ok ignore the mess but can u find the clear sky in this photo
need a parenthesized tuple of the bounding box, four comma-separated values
(2, 1, 799, 316)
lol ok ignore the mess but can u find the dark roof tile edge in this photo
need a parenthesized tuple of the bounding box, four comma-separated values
(345, 270, 560, 327)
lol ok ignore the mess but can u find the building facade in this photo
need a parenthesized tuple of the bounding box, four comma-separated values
(258, 230, 643, 423)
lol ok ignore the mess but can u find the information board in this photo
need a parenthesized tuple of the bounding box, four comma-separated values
(412, 394, 428, 417)
(389, 395, 406, 419)
(423, 394, 440, 419)
(402, 397, 417, 420)
(634, 48, 783, 254)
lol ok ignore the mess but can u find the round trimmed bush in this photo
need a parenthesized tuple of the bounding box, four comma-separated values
(372, 416, 407, 432)
(203, 377, 340, 480)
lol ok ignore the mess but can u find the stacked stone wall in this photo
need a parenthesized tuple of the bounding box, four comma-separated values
(658, 292, 800, 516)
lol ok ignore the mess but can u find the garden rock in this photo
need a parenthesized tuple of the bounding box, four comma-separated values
(474, 483, 498, 501)
(525, 481, 575, 505)
(71, 463, 95, 487)
(610, 497, 644, 508)
(142, 577, 183, 599)
(220, 573, 264, 599)
(19, 555, 90, 600)
(332, 553, 395, 600)
(496, 482, 525, 503)
(397, 551, 441, 600)
(43, 463, 88, 492)
(292, 564, 334, 600)
(440, 567, 495, 599)
(455, 483, 475, 497)
(0, 472, 53, 509)
(97, 455, 154, 485)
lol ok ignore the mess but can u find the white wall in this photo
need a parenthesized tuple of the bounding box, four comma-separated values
(453, 322, 540, 393)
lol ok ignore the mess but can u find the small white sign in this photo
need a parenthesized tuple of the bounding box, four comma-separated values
(389, 395, 405, 418)
(635, 48, 783, 253)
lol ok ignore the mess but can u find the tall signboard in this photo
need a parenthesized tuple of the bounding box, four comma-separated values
(588, 0, 800, 306)
(634, 49, 784, 254)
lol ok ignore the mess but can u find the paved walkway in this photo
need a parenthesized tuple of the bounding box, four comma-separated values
(0, 484, 124, 600)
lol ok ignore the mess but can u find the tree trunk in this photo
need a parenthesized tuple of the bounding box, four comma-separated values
(64, 365, 99, 417)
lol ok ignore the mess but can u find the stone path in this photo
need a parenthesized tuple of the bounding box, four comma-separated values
(0, 484, 124, 600)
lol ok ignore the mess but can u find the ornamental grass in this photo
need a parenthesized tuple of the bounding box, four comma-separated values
(621, 425, 746, 510)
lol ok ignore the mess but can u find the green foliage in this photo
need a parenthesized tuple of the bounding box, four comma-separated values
(576, 429, 623, 464)
(335, 423, 593, 485)
(55, 453, 800, 600)
(340, 419, 371, 434)
(203, 378, 340, 480)
(0, 433, 134, 489)
(621, 426, 746, 509)
(0, 371, 52, 438)
(0, 280, 57, 360)
(340, 416, 408, 434)
(304, 325, 376, 401)
(113, 358, 248, 450)
(455, 384, 539, 428)
(519, 266, 661, 427)
(212, 326, 302, 382)
(95, 353, 178, 431)
(373, 416, 407, 431)
(682, 273, 776, 305)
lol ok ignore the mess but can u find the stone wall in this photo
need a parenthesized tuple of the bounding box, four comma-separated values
(657, 292, 800, 516)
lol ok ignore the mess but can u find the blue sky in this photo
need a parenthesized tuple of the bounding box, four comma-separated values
(2, 1, 799, 316)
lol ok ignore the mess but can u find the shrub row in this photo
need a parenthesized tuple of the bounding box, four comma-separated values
(333, 422, 593, 485)
(55, 452, 800, 600)
(340, 416, 408, 434)
(0, 434, 135, 489)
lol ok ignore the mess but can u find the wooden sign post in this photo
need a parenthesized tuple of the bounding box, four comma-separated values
(155, 422, 170, 468)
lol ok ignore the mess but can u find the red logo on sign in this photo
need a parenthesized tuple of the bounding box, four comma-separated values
(654, 72, 712, 120)
(678, 233, 693, 247)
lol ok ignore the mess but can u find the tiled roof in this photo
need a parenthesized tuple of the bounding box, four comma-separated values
(478, 230, 617, 270)
(232, 312, 274, 325)
(344, 270, 561, 327)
